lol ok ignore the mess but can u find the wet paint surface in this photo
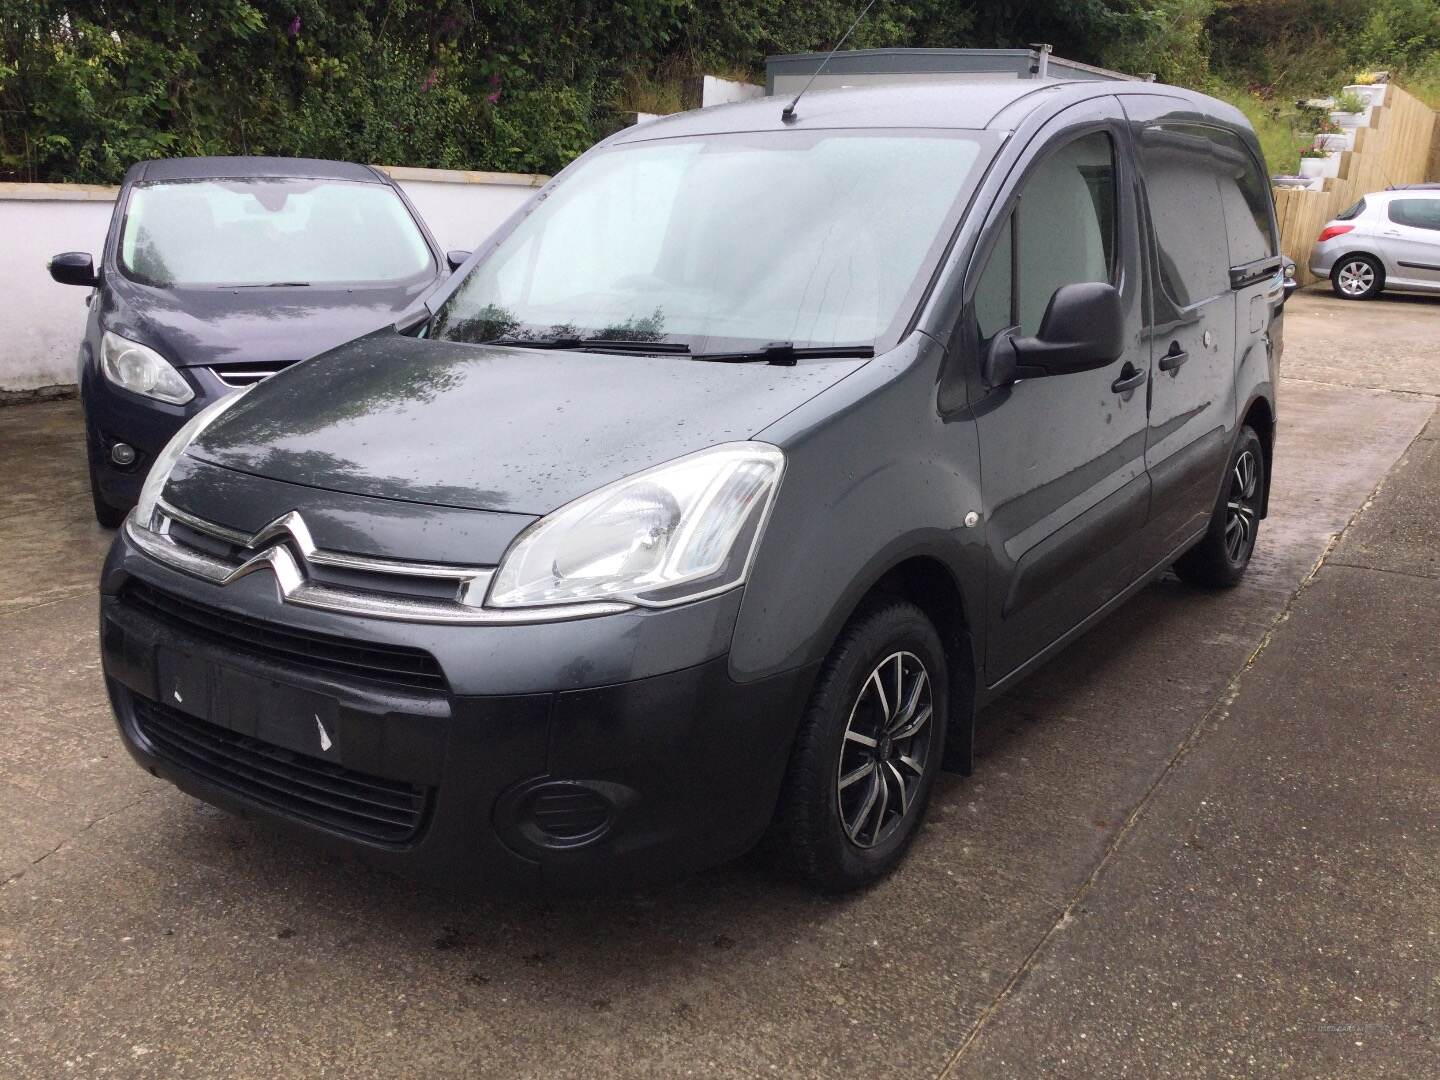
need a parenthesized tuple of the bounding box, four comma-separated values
(189, 331, 865, 514)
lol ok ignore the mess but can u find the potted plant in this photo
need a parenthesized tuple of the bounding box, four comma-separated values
(1330, 89, 1371, 128)
(1298, 142, 1340, 184)
(1309, 113, 1352, 152)
(1342, 77, 1387, 108)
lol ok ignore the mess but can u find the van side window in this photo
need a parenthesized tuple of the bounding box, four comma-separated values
(973, 213, 1013, 342)
(1203, 128, 1276, 264)
(1139, 126, 1231, 306)
(1389, 198, 1440, 230)
(973, 131, 1116, 342)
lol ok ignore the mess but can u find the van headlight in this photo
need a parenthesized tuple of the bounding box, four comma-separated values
(133, 387, 252, 530)
(101, 331, 194, 405)
(487, 442, 785, 609)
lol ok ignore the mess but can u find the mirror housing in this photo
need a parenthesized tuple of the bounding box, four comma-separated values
(49, 251, 97, 287)
(983, 330, 1020, 388)
(1281, 257, 1299, 305)
(1010, 281, 1124, 377)
(446, 249, 472, 272)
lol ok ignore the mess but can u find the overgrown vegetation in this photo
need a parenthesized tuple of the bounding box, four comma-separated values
(3, 0, 1438, 183)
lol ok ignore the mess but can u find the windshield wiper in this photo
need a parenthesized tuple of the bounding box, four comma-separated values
(481, 336, 692, 355)
(691, 342, 875, 367)
(231, 281, 310, 288)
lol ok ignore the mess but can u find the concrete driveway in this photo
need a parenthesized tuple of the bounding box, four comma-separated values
(2, 289, 1437, 1078)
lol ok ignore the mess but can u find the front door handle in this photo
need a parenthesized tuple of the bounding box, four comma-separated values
(1158, 344, 1189, 373)
(1111, 364, 1146, 394)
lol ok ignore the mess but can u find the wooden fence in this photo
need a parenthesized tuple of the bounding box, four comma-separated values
(1273, 82, 1439, 285)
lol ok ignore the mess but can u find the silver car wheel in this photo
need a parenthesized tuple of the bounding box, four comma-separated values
(1224, 449, 1260, 563)
(837, 651, 934, 849)
(1336, 259, 1376, 297)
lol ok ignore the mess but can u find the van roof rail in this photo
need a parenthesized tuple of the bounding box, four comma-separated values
(765, 46, 1148, 96)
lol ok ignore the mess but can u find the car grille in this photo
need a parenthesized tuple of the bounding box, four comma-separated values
(209, 361, 290, 387)
(133, 696, 427, 844)
(121, 579, 447, 692)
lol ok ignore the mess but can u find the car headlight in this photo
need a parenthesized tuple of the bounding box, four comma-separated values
(101, 331, 194, 405)
(133, 387, 252, 530)
(487, 442, 785, 609)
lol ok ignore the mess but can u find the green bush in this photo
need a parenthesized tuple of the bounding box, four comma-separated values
(3, 1, 1438, 184)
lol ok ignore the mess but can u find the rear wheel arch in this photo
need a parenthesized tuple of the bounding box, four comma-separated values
(1331, 248, 1386, 274)
(1241, 396, 1275, 518)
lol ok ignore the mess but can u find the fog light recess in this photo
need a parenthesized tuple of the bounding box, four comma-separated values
(495, 778, 637, 853)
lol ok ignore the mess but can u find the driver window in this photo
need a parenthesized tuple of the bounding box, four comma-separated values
(974, 131, 1116, 341)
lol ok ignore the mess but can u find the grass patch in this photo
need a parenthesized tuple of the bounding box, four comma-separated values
(1394, 56, 1440, 109)
(1206, 79, 1314, 176)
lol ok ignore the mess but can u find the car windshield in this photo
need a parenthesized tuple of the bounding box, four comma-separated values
(119, 178, 433, 288)
(431, 130, 995, 354)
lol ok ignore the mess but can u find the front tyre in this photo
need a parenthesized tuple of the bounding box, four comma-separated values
(769, 600, 947, 892)
(1174, 426, 1264, 588)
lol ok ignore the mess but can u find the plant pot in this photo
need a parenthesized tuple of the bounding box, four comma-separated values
(1313, 131, 1354, 152)
(1329, 109, 1369, 129)
(1298, 154, 1341, 180)
(1342, 83, 1387, 108)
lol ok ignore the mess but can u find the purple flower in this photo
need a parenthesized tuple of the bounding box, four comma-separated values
(421, 69, 439, 93)
(288, 15, 300, 37)
(486, 90, 501, 105)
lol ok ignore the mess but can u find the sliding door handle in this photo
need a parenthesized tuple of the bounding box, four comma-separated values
(1111, 364, 1146, 394)
(1158, 345, 1189, 373)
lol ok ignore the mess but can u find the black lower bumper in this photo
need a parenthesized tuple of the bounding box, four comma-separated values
(101, 571, 815, 892)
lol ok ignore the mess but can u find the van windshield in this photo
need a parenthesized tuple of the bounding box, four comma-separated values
(432, 130, 996, 354)
(120, 179, 434, 288)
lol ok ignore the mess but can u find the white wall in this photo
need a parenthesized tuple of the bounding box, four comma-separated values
(0, 187, 118, 391)
(380, 167, 543, 253)
(0, 168, 547, 392)
(697, 75, 766, 107)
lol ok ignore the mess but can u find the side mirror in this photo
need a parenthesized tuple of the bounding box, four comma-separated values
(1011, 281, 1124, 377)
(446, 250, 472, 272)
(1281, 257, 1299, 304)
(49, 251, 98, 287)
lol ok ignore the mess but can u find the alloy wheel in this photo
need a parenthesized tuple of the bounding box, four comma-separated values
(1336, 259, 1375, 297)
(837, 651, 934, 849)
(1225, 449, 1260, 564)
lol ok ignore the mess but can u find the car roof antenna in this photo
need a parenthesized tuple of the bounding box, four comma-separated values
(781, 0, 880, 124)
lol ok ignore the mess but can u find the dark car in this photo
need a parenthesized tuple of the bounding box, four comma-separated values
(99, 79, 1285, 893)
(48, 156, 466, 526)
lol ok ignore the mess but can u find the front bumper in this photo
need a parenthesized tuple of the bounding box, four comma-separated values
(84, 364, 232, 511)
(101, 527, 814, 891)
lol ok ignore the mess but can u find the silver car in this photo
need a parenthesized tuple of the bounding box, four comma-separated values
(1309, 184, 1440, 299)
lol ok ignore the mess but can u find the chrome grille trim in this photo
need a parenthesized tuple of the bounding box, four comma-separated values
(211, 366, 284, 387)
(161, 500, 474, 580)
(125, 503, 630, 625)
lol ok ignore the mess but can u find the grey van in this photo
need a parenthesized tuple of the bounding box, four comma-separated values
(100, 78, 1285, 893)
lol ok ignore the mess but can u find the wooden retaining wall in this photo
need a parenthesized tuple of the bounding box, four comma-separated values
(1273, 83, 1439, 285)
